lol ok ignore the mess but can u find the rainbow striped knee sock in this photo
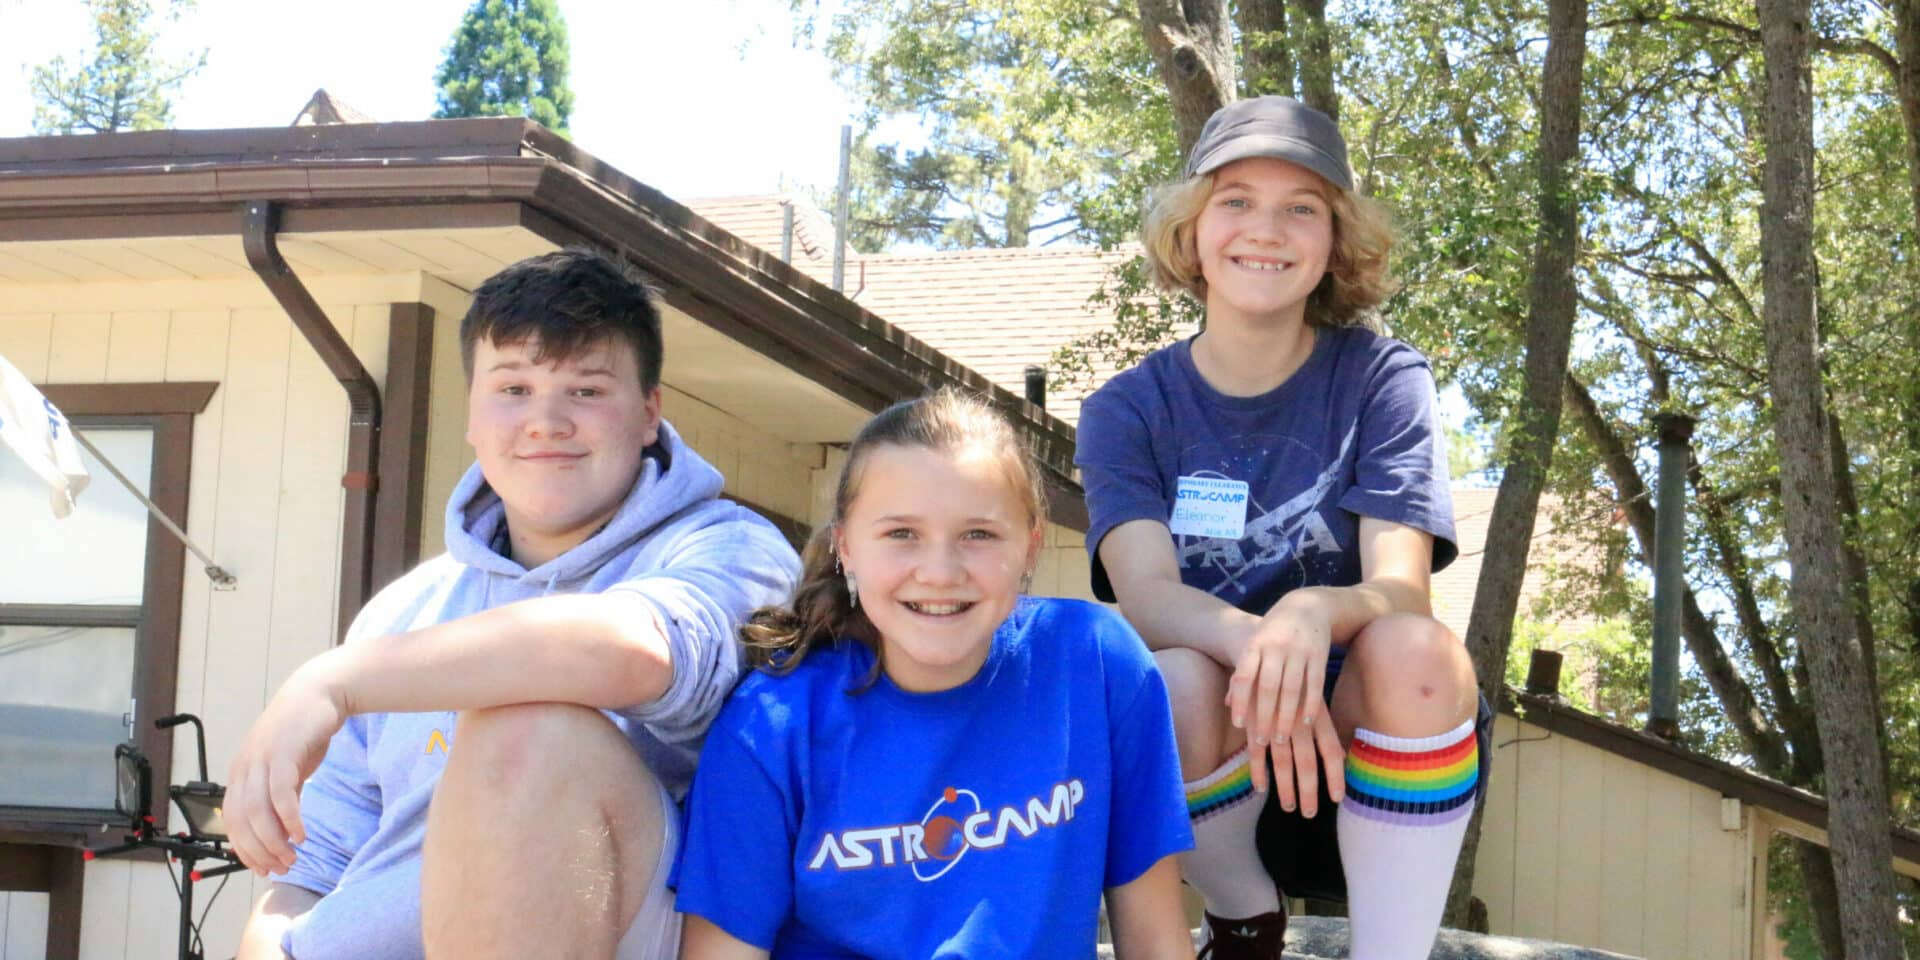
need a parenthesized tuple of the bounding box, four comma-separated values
(1338, 718, 1479, 960)
(1179, 749, 1280, 920)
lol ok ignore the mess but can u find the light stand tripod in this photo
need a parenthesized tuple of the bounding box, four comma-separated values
(87, 714, 246, 960)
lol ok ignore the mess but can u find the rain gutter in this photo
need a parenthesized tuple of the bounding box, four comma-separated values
(240, 199, 380, 643)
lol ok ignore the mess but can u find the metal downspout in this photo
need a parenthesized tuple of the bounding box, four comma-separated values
(241, 201, 381, 644)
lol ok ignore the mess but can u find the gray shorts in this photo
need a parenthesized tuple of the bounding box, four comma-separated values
(614, 776, 683, 960)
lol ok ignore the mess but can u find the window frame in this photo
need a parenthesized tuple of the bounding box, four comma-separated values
(0, 382, 214, 837)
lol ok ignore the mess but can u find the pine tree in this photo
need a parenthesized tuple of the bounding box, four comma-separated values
(432, 0, 574, 138)
(29, 0, 205, 135)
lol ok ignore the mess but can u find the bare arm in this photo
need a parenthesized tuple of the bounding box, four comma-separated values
(1099, 516, 1435, 800)
(327, 591, 672, 716)
(234, 883, 321, 960)
(1270, 517, 1434, 635)
(680, 915, 772, 960)
(1098, 519, 1263, 665)
(1097, 517, 1432, 663)
(1104, 856, 1197, 960)
(225, 592, 672, 876)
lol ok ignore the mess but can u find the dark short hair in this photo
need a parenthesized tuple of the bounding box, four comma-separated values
(460, 248, 663, 390)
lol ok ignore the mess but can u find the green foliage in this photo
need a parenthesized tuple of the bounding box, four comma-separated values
(1446, 422, 1493, 480)
(433, 0, 574, 137)
(1764, 838, 1920, 958)
(29, 0, 205, 134)
(794, 0, 1177, 248)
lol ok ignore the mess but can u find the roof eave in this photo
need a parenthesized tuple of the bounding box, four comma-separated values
(0, 122, 1086, 521)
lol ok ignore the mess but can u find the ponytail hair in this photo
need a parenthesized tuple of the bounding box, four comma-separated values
(740, 387, 1048, 687)
(739, 525, 880, 679)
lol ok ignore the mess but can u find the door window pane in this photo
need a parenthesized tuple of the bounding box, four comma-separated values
(0, 624, 137, 809)
(0, 426, 153, 605)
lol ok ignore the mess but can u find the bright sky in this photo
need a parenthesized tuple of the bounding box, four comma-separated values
(0, 0, 858, 202)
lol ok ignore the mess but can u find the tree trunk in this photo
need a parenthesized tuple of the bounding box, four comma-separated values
(1754, 0, 1903, 952)
(1794, 839, 1850, 960)
(1293, 0, 1339, 121)
(1447, 0, 1587, 927)
(1894, 0, 1920, 236)
(1461, 0, 1587, 751)
(1824, 406, 1888, 769)
(1234, 0, 1294, 97)
(1898, 0, 1920, 669)
(1135, 0, 1237, 154)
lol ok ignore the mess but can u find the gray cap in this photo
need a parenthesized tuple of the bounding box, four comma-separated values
(1184, 95, 1353, 191)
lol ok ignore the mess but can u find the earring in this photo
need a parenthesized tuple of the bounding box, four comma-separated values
(845, 572, 860, 609)
(1018, 570, 1034, 594)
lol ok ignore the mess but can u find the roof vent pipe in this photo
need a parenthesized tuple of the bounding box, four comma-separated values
(1024, 365, 1047, 410)
(1647, 412, 1695, 740)
(832, 124, 851, 292)
(780, 201, 795, 264)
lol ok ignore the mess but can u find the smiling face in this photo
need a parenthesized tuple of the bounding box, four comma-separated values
(1193, 156, 1336, 330)
(834, 443, 1043, 693)
(466, 335, 661, 568)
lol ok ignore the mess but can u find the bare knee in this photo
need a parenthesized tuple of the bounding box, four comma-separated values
(447, 702, 617, 781)
(441, 703, 659, 817)
(1341, 614, 1477, 735)
(425, 703, 663, 950)
(1155, 647, 1239, 778)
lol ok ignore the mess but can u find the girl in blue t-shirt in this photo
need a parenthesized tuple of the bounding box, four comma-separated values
(675, 388, 1197, 960)
(1075, 97, 1491, 960)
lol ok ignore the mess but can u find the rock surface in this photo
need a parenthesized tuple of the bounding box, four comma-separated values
(1093, 918, 1642, 959)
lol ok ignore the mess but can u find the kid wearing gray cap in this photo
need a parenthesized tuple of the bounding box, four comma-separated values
(1075, 96, 1493, 960)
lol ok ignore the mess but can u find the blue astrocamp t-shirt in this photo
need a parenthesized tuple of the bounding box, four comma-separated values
(1075, 327, 1457, 616)
(672, 597, 1193, 959)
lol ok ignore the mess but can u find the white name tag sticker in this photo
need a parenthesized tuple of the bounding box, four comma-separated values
(1169, 476, 1250, 540)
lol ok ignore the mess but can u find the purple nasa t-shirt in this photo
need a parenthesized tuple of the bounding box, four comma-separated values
(1075, 327, 1457, 616)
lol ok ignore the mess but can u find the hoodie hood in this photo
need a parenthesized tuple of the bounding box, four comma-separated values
(444, 419, 722, 587)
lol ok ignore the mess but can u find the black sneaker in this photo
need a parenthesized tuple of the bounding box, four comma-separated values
(1197, 905, 1288, 959)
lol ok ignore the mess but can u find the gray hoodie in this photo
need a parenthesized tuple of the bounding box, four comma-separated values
(281, 420, 800, 960)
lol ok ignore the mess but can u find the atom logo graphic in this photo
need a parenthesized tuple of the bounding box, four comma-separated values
(914, 786, 982, 882)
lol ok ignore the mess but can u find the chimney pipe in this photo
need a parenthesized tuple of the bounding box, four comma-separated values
(1647, 412, 1695, 740)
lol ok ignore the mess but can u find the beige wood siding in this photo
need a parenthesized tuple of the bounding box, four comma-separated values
(2, 287, 400, 960)
(1474, 713, 1753, 959)
(1033, 523, 1095, 602)
(663, 386, 824, 532)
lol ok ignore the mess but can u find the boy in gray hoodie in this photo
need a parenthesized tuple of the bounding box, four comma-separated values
(225, 249, 802, 960)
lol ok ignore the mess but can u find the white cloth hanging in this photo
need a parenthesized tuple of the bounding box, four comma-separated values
(0, 352, 90, 518)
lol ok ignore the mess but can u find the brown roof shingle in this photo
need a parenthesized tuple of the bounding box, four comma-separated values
(688, 195, 1157, 426)
(1432, 486, 1607, 641)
